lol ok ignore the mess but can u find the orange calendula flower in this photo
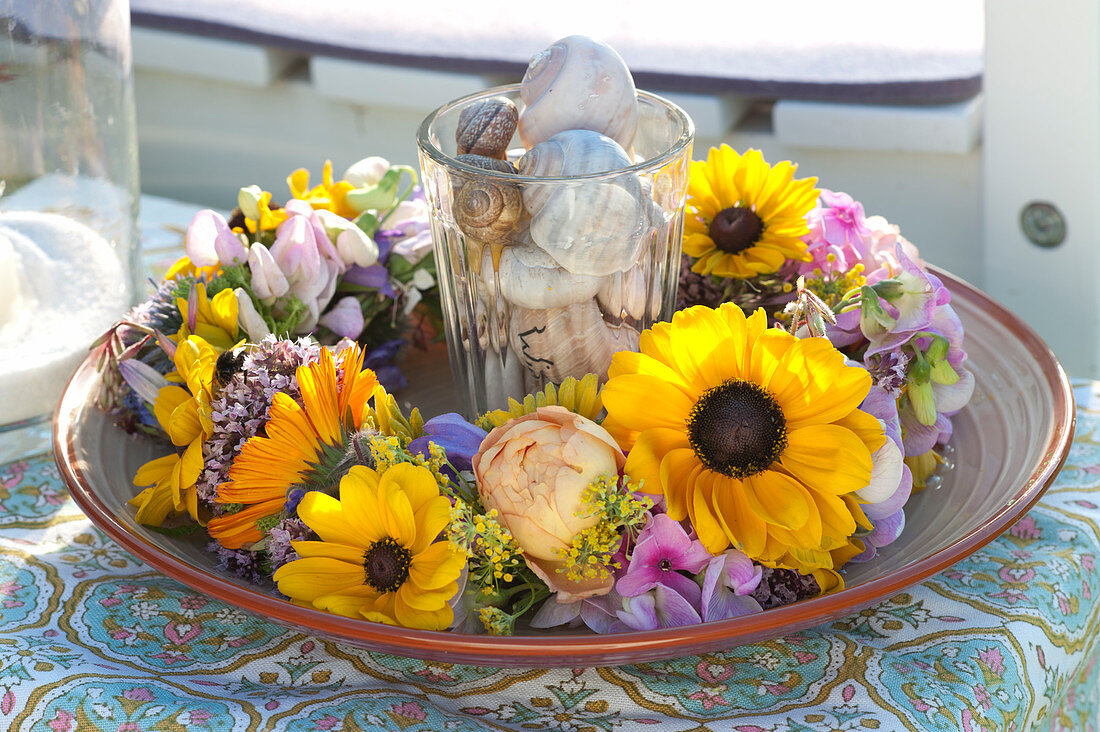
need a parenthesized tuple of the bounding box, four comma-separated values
(207, 343, 378, 549)
(685, 146, 818, 279)
(287, 160, 358, 219)
(601, 303, 885, 579)
(274, 463, 464, 630)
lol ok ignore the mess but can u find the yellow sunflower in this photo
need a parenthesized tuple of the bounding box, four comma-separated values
(287, 160, 358, 220)
(274, 463, 464, 630)
(601, 303, 885, 576)
(685, 146, 818, 279)
(207, 343, 378, 549)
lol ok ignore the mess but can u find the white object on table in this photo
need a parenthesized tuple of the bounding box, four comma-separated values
(0, 211, 129, 425)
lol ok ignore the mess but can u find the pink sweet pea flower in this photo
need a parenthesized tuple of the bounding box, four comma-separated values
(186, 209, 247, 266)
(282, 199, 341, 265)
(819, 190, 871, 251)
(317, 296, 365, 339)
(616, 513, 711, 601)
(616, 584, 701, 630)
(700, 548, 763, 622)
(529, 589, 625, 634)
(247, 242, 289, 302)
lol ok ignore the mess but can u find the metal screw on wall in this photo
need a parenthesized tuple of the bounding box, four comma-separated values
(1020, 202, 1066, 248)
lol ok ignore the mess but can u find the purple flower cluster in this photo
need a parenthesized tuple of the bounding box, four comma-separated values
(532, 512, 764, 634)
(265, 516, 312, 569)
(195, 335, 320, 506)
(797, 189, 976, 553)
(208, 540, 268, 586)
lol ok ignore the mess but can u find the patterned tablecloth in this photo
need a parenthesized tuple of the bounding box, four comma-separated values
(2, 199, 1099, 731)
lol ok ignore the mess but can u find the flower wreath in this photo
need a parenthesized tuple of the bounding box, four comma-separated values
(98, 148, 973, 634)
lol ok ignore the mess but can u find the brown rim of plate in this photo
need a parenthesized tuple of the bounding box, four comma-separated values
(52, 266, 1075, 667)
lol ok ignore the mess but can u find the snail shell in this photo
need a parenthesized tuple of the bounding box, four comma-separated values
(518, 35, 638, 150)
(510, 299, 639, 384)
(483, 347, 526, 412)
(480, 238, 602, 309)
(453, 177, 524, 244)
(596, 263, 660, 324)
(457, 97, 518, 159)
(517, 130, 648, 276)
(457, 153, 518, 175)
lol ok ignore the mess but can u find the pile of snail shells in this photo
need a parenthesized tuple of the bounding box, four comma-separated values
(451, 35, 660, 385)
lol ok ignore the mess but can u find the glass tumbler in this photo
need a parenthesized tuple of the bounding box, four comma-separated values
(418, 86, 693, 419)
(0, 0, 140, 459)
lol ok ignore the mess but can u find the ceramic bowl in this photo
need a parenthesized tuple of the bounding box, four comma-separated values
(53, 268, 1074, 667)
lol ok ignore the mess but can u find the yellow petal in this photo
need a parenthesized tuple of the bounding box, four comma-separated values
(393, 591, 453, 630)
(742, 471, 812, 530)
(782, 425, 874, 496)
(623, 427, 691, 498)
(746, 327, 798, 392)
(292, 541, 366, 564)
(297, 491, 368, 548)
(782, 355, 871, 430)
(378, 478, 417, 548)
(411, 496, 453, 555)
(153, 385, 192, 434)
(166, 399, 203, 447)
(397, 580, 457, 612)
(313, 589, 375, 619)
(832, 408, 888, 454)
(210, 289, 240, 337)
(602, 374, 694, 432)
(689, 471, 729, 554)
(606, 350, 694, 396)
(131, 483, 175, 526)
(709, 473, 768, 558)
(812, 491, 859, 547)
(659, 447, 700, 520)
(383, 462, 440, 515)
(668, 306, 740, 390)
(337, 467, 386, 544)
(134, 454, 177, 487)
(408, 541, 465, 590)
(273, 556, 366, 602)
(287, 168, 310, 199)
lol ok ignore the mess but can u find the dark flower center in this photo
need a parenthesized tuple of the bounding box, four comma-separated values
(658, 558, 673, 572)
(363, 537, 412, 593)
(687, 378, 788, 480)
(709, 206, 763, 254)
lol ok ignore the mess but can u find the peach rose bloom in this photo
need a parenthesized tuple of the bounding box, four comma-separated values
(473, 406, 626, 601)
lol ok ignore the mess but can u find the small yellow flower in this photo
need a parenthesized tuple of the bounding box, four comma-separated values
(173, 282, 240, 352)
(130, 336, 219, 525)
(241, 190, 288, 234)
(287, 161, 358, 220)
(685, 146, 818, 279)
(274, 463, 464, 630)
(163, 255, 220, 282)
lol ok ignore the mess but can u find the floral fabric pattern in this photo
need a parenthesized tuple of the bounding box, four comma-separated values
(0, 383, 1098, 730)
